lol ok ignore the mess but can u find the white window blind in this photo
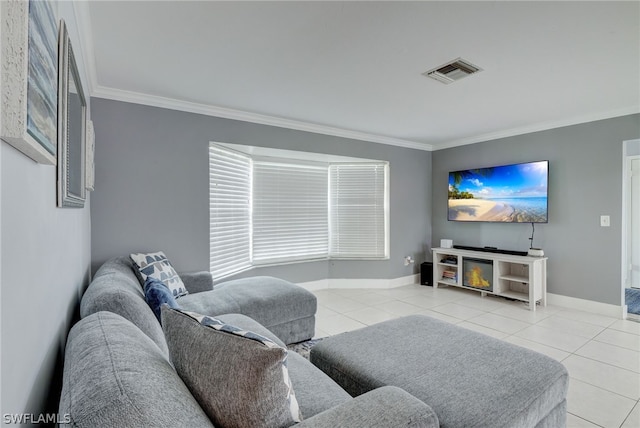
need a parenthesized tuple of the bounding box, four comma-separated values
(252, 161, 328, 264)
(209, 145, 252, 279)
(329, 163, 389, 259)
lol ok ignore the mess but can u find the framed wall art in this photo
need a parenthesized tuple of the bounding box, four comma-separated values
(1, 0, 58, 165)
(57, 20, 87, 208)
(85, 119, 95, 191)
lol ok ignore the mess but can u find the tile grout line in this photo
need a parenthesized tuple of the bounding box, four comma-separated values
(567, 411, 606, 428)
(620, 401, 640, 428)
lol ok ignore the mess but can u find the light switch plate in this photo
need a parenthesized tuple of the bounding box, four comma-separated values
(600, 215, 610, 227)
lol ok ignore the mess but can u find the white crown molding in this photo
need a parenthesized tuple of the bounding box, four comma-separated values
(91, 85, 434, 151)
(435, 106, 640, 151)
(90, 82, 639, 154)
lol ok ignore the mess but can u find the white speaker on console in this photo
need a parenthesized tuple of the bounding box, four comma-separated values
(441, 239, 453, 249)
(527, 248, 544, 257)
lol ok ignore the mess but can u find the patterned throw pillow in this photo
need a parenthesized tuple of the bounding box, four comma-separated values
(161, 307, 302, 428)
(130, 251, 188, 298)
(144, 278, 180, 323)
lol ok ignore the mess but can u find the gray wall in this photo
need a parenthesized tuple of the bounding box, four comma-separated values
(1, 2, 92, 418)
(431, 114, 640, 306)
(90, 99, 432, 283)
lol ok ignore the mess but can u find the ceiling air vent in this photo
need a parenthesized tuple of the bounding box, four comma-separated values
(423, 58, 482, 84)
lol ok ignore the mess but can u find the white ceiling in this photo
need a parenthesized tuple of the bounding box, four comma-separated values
(80, 1, 640, 151)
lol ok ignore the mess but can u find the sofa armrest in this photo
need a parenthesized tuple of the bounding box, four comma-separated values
(297, 386, 439, 428)
(179, 271, 214, 294)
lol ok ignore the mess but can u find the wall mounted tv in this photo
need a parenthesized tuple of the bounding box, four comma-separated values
(448, 160, 548, 223)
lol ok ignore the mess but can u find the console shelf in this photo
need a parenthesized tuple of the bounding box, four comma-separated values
(500, 274, 529, 283)
(432, 247, 547, 311)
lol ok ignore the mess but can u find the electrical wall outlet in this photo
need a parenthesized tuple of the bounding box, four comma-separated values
(600, 215, 610, 227)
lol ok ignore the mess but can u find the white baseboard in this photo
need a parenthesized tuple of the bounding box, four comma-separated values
(626, 312, 640, 322)
(298, 279, 329, 291)
(390, 274, 421, 288)
(300, 279, 626, 319)
(298, 274, 419, 291)
(547, 292, 625, 319)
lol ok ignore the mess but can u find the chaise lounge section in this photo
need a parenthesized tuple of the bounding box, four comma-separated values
(311, 315, 569, 428)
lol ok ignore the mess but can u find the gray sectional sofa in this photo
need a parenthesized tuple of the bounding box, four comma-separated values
(59, 257, 438, 427)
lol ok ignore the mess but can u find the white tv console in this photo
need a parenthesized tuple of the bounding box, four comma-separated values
(431, 247, 547, 311)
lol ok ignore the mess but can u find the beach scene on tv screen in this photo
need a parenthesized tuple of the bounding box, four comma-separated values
(448, 161, 548, 223)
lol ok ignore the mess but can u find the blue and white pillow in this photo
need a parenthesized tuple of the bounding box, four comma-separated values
(144, 277, 180, 323)
(130, 251, 188, 298)
(161, 307, 302, 427)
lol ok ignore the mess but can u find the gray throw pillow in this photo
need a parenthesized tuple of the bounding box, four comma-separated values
(161, 306, 302, 428)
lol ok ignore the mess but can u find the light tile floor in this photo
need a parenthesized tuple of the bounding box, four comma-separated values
(312, 284, 640, 428)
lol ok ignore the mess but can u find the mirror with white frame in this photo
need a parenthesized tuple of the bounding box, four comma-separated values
(57, 20, 86, 208)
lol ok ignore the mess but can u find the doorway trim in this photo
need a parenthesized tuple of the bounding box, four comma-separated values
(622, 139, 640, 320)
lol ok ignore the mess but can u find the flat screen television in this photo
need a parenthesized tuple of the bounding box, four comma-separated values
(448, 160, 548, 223)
